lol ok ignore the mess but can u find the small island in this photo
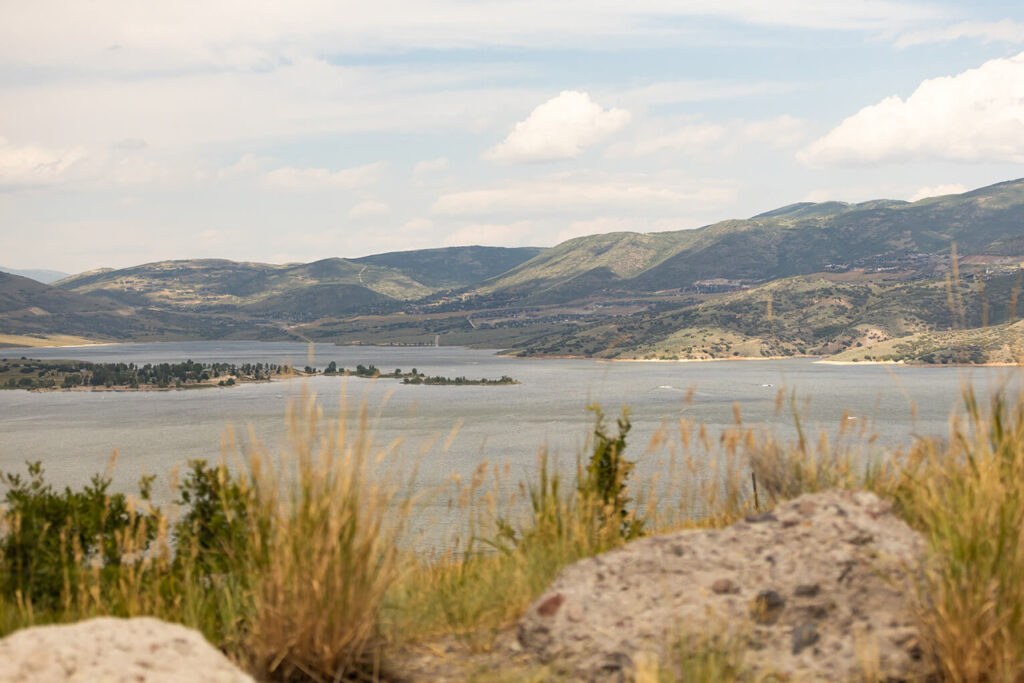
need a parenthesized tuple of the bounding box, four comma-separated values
(318, 362, 518, 386)
(1, 357, 519, 391)
(0, 358, 287, 391)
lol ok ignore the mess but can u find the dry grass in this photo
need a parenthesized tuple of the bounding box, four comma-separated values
(892, 386, 1024, 681)
(235, 391, 413, 681)
(3, 378, 1024, 681)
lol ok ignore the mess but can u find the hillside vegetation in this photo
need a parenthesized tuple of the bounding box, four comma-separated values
(3, 179, 1024, 363)
(512, 269, 1024, 361)
(57, 247, 542, 312)
(0, 271, 273, 345)
(475, 178, 1024, 302)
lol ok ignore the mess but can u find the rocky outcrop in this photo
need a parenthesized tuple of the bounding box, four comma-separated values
(517, 489, 928, 681)
(0, 617, 253, 682)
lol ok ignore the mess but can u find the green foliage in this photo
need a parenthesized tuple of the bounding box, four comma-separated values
(581, 404, 644, 539)
(173, 460, 251, 575)
(0, 462, 155, 608)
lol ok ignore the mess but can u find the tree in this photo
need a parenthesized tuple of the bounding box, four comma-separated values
(582, 404, 644, 539)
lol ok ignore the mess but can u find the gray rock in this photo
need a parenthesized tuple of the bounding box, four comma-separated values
(0, 617, 253, 682)
(517, 489, 927, 681)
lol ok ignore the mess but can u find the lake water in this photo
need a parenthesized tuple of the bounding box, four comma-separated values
(0, 341, 1019, 539)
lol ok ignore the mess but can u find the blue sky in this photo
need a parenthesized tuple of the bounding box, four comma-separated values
(2, 1, 1024, 273)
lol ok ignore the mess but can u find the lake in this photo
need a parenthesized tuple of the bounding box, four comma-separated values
(0, 341, 1019, 539)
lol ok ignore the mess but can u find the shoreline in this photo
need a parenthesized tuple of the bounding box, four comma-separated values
(6, 339, 1019, 369)
(23, 378, 277, 393)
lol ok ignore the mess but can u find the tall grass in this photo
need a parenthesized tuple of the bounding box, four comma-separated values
(2, 379, 1024, 681)
(893, 386, 1024, 681)
(0, 389, 415, 682)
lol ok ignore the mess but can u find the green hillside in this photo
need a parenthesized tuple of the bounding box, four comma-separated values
(0, 271, 272, 344)
(828, 320, 1024, 365)
(7, 178, 1024, 362)
(56, 247, 544, 316)
(241, 283, 397, 321)
(510, 268, 1024, 361)
(475, 178, 1024, 302)
(57, 258, 431, 307)
(351, 245, 542, 288)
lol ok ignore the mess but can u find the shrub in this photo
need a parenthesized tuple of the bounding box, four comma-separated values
(0, 462, 156, 609)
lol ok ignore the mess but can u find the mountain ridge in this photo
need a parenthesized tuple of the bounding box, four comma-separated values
(4, 178, 1023, 363)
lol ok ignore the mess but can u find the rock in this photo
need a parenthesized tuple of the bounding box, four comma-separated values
(710, 578, 740, 595)
(751, 590, 786, 624)
(791, 622, 820, 655)
(516, 489, 927, 681)
(0, 617, 253, 682)
(794, 584, 820, 597)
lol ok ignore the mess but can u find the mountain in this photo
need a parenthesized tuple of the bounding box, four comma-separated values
(506, 272, 1011, 360)
(351, 246, 544, 289)
(0, 271, 274, 345)
(828, 319, 1024, 365)
(0, 267, 70, 284)
(5, 179, 1024, 362)
(56, 247, 544, 318)
(473, 178, 1024, 303)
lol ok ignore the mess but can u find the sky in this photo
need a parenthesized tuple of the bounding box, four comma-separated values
(3, 1, 1024, 273)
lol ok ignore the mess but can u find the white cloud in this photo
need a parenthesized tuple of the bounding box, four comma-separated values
(214, 154, 267, 182)
(262, 162, 385, 191)
(612, 115, 806, 158)
(443, 221, 534, 247)
(625, 122, 727, 157)
(908, 183, 967, 202)
(432, 175, 735, 216)
(0, 2, 945, 75)
(402, 218, 434, 232)
(413, 157, 449, 176)
(799, 51, 1024, 166)
(215, 156, 386, 191)
(0, 137, 86, 187)
(483, 91, 631, 163)
(897, 19, 1024, 48)
(348, 200, 391, 217)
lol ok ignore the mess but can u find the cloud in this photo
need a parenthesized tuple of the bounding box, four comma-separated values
(215, 156, 386, 191)
(799, 51, 1024, 166)
(612, 115, 806, 158)
(896, 20, 1024, 48)
(0, 137, 86, 187)
(111, 138, 148, 151)
(483, 91, 631, 163)
(402, 218, 434, 232)
(0, 2, 945, 75)
(413, 157, 449, 176)
(348, 200, 391, 217)
(908, 183, 967, 202)
(251, 161, 384, 191)
(443, 221, 534, 247)
(432, 175, 735, 216)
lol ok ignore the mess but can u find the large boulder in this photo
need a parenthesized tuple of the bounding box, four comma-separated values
(0, 617, 253, 682)
(517, 489, 928, 681)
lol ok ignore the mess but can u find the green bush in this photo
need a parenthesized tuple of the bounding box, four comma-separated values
(0, 462, 156, 608)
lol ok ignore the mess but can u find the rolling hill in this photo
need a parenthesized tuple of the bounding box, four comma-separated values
(0, 271, 275, 346)
(5, 178, 1024, 362)
(472, 179, 1024, 303)
(56, 246, 544, 318)
(0, 267, 70, 284)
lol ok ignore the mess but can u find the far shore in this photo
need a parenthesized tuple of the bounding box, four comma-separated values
(500, 350, 1019, 368)
(6, 339, 1019, 369)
